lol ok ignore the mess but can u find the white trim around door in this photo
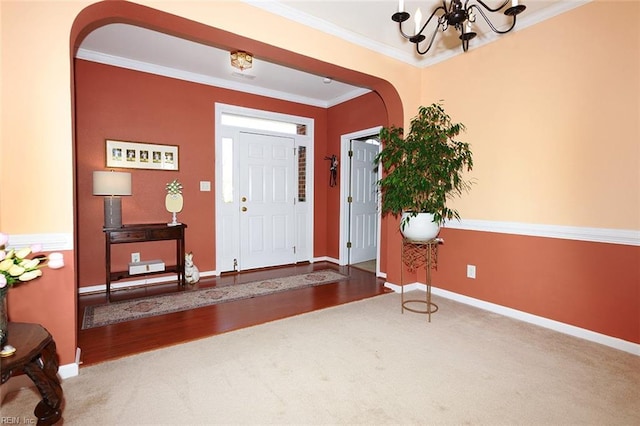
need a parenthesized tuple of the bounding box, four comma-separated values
(339, 126, 382, 276)
(214, 103, 314, 273)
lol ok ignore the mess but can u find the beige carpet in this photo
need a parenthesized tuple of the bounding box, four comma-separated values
(82, 269, 347, 329)
(4, 292, 639, 425)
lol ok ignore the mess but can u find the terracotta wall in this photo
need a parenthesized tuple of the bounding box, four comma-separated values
(430, 229, 639, 343)
(7, 253, 76, 365)
(75, 59, 328, 286)
(75, 60, 388, 287)
(324, 92, 387, 260)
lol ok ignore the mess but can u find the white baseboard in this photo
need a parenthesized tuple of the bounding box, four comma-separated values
(59, 362, 79, 379)
(313, 256, 339, 264)
(384, 282, 640, 356)
(79, 271, 217, 294)
(79, 261, 355, 294)
(0, 361, 79, 403)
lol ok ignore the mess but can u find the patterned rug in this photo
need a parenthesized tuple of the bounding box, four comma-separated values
(82, 269, 348, 329)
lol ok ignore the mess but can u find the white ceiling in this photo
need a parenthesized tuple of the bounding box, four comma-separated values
(76, 0, 589, 108)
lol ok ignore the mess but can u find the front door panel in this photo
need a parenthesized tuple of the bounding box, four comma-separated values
(239, 132, 296, 270)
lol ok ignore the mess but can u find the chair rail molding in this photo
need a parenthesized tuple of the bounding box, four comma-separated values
(6, 233, 73, 252)
(444, 219, 639, 246)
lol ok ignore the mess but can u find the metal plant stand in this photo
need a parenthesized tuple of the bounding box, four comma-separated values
(400, 237, 441, 322)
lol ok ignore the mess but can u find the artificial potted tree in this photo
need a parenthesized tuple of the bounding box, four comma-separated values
(374, 102, 474, 241)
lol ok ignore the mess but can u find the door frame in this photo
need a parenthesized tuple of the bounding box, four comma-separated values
(214, 103, 314, 274)
(339, 126, 382, 274)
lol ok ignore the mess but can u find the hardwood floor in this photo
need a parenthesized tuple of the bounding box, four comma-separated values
(77, 262, 390, 367)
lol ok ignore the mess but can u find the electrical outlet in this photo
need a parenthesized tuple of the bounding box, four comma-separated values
(466, 264, 476, 279)
(131, 252, 141, 263)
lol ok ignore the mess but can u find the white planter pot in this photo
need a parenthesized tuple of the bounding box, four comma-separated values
(401, 212, 440, 241)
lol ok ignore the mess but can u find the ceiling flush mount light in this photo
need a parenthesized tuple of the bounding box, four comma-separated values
(230, 50, 253, 71)
(392, 0, 526, 55)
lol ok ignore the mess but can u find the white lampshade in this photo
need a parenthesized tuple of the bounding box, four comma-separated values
(93, 171, 132, 196)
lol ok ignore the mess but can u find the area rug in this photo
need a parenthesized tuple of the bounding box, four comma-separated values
(82, 269, 348, 329)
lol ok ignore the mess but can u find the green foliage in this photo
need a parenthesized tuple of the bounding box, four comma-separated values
(374, 102, 474, 226)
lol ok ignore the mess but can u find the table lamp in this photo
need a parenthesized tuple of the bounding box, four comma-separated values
(93, 171, 132, 228)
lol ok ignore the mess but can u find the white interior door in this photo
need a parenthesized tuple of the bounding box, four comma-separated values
(348, 138, 379, 264)
(238, 132, 296, 270)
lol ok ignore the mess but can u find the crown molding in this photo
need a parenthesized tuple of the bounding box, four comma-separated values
(76, 48, 368, 108)
(243, 0, 419, 65)
(243, 0, 593, 69)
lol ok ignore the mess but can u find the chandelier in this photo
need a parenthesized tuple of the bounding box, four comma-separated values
(392, 0, 526, 55)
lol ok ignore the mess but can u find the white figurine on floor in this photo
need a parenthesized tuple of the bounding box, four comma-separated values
(185, 252, 200, 284)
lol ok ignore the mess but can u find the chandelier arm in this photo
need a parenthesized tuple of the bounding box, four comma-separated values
(469, 4, 517, 34)
(418, 7, 447, 37)
(415, 24, 442, 55)
(397, 21, 413, 40)
(472, 0, 511, 13)
(396, 6, 446, 40)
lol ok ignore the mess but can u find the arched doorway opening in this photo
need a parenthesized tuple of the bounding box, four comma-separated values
(69, 0, 404, 308)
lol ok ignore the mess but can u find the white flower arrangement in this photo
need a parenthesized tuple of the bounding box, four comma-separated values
(0, 232, 64, 294)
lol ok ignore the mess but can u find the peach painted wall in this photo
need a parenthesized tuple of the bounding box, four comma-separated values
(2, 1, 81, 366)
(420, 0, 639, 229)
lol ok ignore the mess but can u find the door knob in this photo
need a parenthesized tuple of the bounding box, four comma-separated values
(241, 206, 248, 212)
(241, 196, 247, 202)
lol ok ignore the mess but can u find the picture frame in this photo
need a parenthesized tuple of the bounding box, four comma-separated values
(105, 139, 179, 170)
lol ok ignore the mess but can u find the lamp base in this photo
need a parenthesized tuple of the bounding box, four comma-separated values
(104, 196, 123, 228)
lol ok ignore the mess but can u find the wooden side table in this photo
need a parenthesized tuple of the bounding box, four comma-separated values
(103, 223, 187, 302)
(1, 322, 63, 425)
(400, 238, 441, 322)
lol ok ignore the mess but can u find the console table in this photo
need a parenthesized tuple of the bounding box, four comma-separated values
(104, 223, 187, 302)
(1, 322, 63, 425)
(400, 237, 441, 322)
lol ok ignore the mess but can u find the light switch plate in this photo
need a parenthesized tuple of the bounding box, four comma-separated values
(200, 181, 211, 191)
(466, 264, 476, 279)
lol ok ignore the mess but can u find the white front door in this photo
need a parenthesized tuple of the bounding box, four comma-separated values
(348, 138, 379, 264)
(238, 132, 296, 270)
